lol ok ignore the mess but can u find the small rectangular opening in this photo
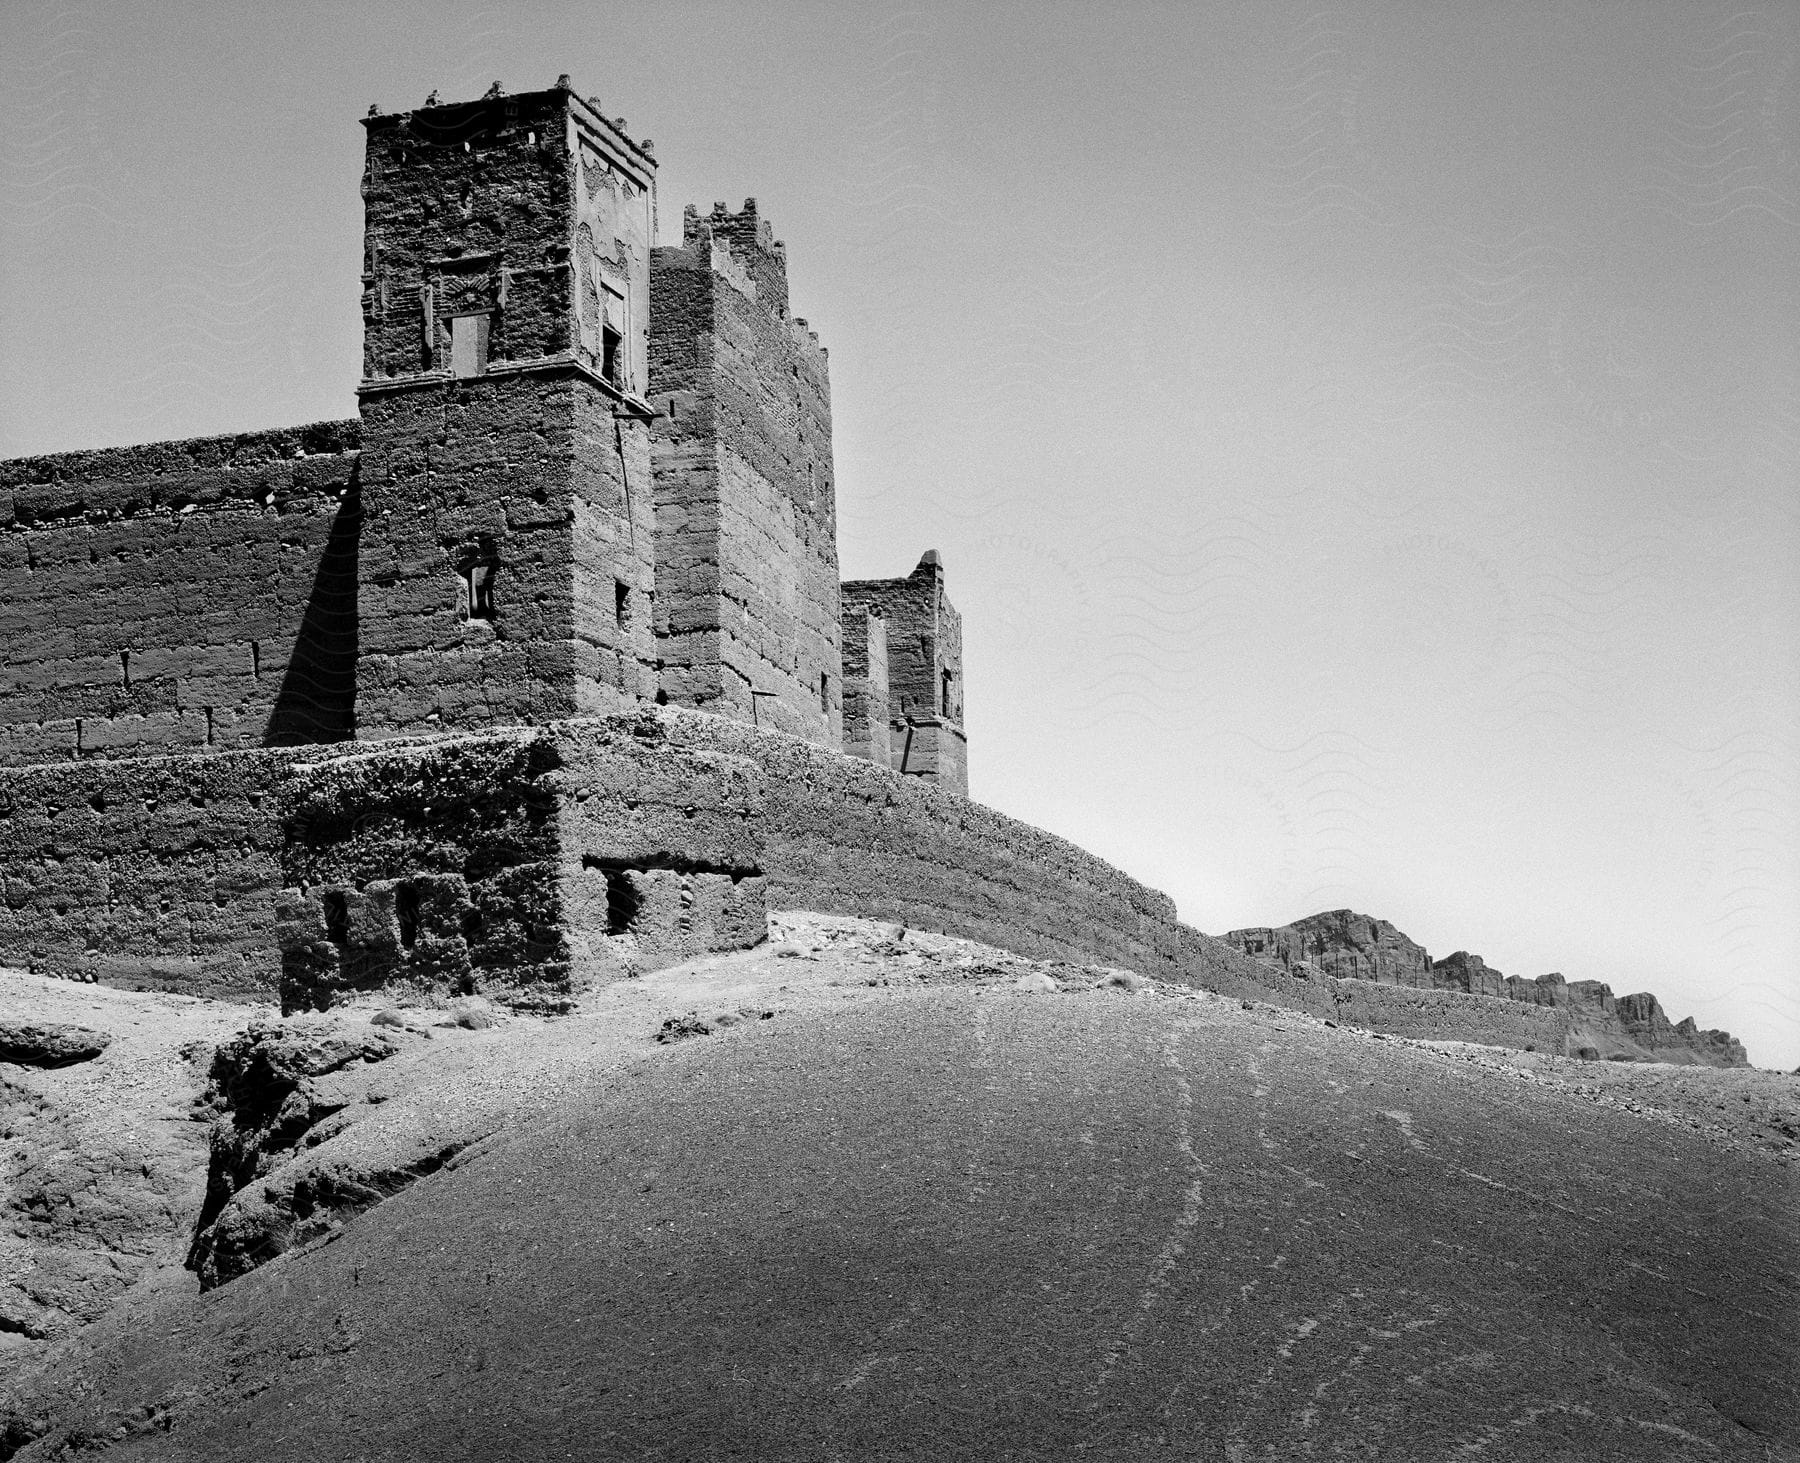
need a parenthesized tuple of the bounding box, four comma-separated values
(321, 891, 349, 947)
(614, 579, 630, 629)
(601, 324, 622, 386)
(941, 668, 953, 716)
(396, 883, 420, 950)
(601, 282, 627, 388)
(450, 314, 489, 378)
(467, 561, 497, 620)
(819, 670, 830, 714)
(604, 870, 640, 935)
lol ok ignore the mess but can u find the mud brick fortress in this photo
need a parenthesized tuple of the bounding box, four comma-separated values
(0, 82, 1744, 1063)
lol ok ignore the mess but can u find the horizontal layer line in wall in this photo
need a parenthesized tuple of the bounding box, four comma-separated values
(578, 852, 760, 879)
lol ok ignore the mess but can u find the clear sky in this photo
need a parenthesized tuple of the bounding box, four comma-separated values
(3, 0, 1795, 1066)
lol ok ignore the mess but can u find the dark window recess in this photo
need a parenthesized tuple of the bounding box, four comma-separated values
(120, 650, 131, 689)
(942, 668, 953, 715)
(605, 870, 640, 935)
(819, 671, 830, 713)
(614, 579, 630, 629)
(322, 891, 349, 947)
(467, 561, 498, 620)
(601, 281, 628, 390)
(396, 883, 420, 950)
(601, 323, 623, 386)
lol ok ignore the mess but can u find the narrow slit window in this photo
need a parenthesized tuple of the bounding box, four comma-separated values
(942, 668, 953, 716)
(467, 561, 498, 620)
(450, 313, 489, 378)
(321, 891, 349, 948)
(614, 579, 630, 629)
(819, 670, 830, 714)
(396, 883, 420, 950)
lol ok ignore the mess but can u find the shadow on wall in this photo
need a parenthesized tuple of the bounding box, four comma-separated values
(266, 487, 360, 746)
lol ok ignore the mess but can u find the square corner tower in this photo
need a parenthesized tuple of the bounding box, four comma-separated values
(354, 82, 661, 736)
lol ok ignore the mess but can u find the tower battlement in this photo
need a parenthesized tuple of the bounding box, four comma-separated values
(682, 199, 791, 320)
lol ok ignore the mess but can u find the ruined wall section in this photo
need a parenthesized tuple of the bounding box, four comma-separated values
(356, 88, 659, 738)
(278, 722, 766, 1011)
(841, 552, 967, 792)
(0, 424, 361, 765)
(649, 203, 840, 747)
(278, 731, 568, 1011)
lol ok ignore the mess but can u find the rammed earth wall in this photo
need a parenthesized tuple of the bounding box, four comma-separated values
(649, 205, 841, 745)
(654, 709, 1576, 1052)
(0, 706, 1583, 1053)
(278, 720, 765, 1011)
(0, 746, 305, 997)
(651, 708, 1180, 974)
(0, 423, 362, 766)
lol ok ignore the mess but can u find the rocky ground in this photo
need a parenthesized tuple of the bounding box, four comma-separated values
(1, 914, 1796, 1460)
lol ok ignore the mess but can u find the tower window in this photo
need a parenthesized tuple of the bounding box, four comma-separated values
(942, 668, 953, 716)
(450, 314, 489, 378)
(467, 561, 498, 620)
(601, 282, 627, 389)
(614, 579, 630, 629)
(819, 670, 830, 713)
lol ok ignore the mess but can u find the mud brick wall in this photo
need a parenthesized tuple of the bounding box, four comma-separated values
(652, 709, 1180, 974)
(550, 717, 766, 985)
(278, 722, 768, 1011)
(649, 709, 1579, 1052)
(355, 377, 657, 735)
(0, 748, 304, 998)
(0, 423, 361, 765)
(649, 203, 841, 747)
(278, 731, 567, 1011)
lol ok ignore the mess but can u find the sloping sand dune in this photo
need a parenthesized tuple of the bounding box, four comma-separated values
(3, 917, 1796, 1460)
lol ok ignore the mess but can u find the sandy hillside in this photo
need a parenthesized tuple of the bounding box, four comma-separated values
(2, 914, 1796, 1461)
